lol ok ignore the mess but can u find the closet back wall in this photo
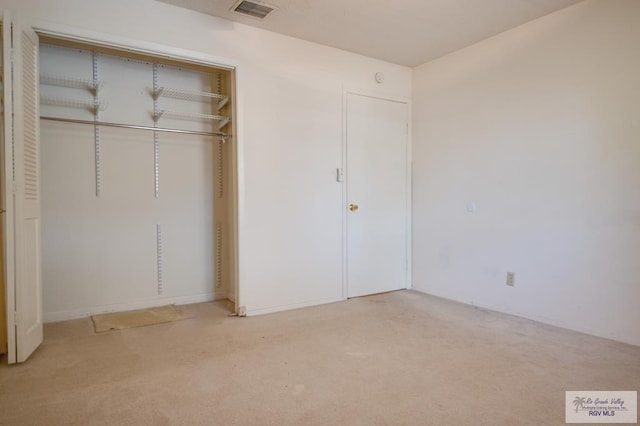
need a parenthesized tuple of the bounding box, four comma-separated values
(40, 44, 224, 321)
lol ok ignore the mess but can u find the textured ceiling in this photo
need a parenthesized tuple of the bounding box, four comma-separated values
(157, 0, 583, 67)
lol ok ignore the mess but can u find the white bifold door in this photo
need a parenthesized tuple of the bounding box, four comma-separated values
(2, 13, 43, 364)
(346, 93, 409, 298)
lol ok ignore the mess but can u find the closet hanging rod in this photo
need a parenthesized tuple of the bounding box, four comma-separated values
(40, 116, 229, 138)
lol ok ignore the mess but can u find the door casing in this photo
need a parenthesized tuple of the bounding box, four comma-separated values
(0, 19, 6, 356)
(32, 26, 242, 316)
(2, 19, 243, 363)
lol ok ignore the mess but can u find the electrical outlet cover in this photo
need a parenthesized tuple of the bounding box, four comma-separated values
(506, 272, 515, 286)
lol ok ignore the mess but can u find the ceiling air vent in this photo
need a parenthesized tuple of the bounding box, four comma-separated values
(231, 0, 277, 20)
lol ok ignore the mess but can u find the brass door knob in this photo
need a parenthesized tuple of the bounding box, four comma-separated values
(349, 203, 359, 211)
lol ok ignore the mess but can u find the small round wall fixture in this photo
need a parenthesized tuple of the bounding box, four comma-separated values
(375, 72, 384, 84)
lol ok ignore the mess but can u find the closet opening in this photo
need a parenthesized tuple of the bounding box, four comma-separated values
(37, 35, 238, 322)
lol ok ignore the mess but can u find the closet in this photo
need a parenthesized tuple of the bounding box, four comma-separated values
(38, 37, 236, 321)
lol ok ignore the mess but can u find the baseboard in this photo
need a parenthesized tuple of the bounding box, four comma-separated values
(246, 296, 345, 316)
(44, 291, 225, 323)
(411, 287, 639, 347)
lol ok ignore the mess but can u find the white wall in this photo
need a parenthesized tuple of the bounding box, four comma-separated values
(412, 0, 640, 345)
(0, 0, 411, 316)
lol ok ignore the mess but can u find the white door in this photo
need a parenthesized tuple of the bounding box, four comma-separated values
(2, 18, 42, 363)
(346, 93, 409, 298)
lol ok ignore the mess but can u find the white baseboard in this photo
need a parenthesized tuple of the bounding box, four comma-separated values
(246, 296, 345, 316)
(43, 291, 227, 323)
(411, 287, 639, 346)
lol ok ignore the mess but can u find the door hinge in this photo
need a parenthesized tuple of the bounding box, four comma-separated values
(336, 168, 344, 183)
(14, 311, 20, 326)
(12, 181, 18, 194)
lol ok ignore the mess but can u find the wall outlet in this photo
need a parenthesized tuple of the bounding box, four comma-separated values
(506, 272, 515, 287)
(238, 306, 247, 317)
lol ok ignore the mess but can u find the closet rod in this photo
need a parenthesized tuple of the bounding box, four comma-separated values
(40, 116, 229, 138)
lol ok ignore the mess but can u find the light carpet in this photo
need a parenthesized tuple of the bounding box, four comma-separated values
(1, 291, 638, 425)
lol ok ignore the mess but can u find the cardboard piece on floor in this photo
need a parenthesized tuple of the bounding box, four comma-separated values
(91, 305, 186, 333)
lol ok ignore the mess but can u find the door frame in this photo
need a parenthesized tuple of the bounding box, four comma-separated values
(0, 13, 7, 357)
(341, 88, 412, 299)
(1, 10, 18, 363)
(10, 19, 243, 323)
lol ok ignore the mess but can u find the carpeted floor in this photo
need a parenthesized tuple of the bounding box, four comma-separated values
(0, 290, 638, 425)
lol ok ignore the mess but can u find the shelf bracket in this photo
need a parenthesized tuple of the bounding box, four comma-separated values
(151, 86, 164, 101)
(152, 110, 164, 122)
(218, 117, 230, 131)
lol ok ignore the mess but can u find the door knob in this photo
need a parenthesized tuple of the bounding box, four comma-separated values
(349, 203, 359, 211)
